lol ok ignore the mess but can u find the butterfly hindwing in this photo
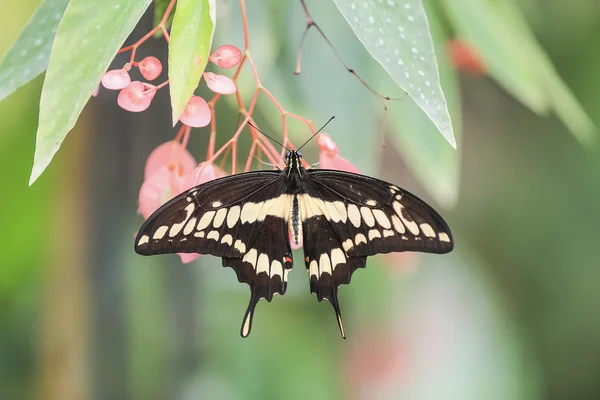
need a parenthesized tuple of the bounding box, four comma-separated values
(135, 171, 294, 336)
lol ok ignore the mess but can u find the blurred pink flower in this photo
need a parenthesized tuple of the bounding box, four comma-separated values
(144, 141, 197, 180)
(345, 329, 407, 394)
(317, 133, 360, 173)
(139, 145, 223, 264)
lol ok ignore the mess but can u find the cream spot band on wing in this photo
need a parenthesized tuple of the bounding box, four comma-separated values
(270, 260, 283, 278)
(221, 234, 233, 245)
(372, 209, 391, 229)
(240, 194, 292, 224)
(226, 205, 241, 228)
(137, 235, 149, 246)
(257, 254, 269, 274)
(197, 210, 215, 230)
(355, 233, 367, 245)
(234, 239, 246, 253)
(319, 253, 332, 276)
(342, 239, 354, 252)
(347, 204, 361, 228)
(368, 229, 381, 240)
(393, 201, 419, 235)
(360, 207, 375, 227)
(330, 248, 346, 270)
(213, 208, 227, 228)
(438, 232, 451, 242)
(153, 226, 168, 239)
(207, 230, 220, 241)
(169, 203, 195, 237)
(309, 260, 318, 278)
(183, 217, 197, 235)
(420, 223, 436, 238)
(243, 249, 258, 269)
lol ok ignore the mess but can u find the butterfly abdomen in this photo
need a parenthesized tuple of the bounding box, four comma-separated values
(290, 195, 302, 245)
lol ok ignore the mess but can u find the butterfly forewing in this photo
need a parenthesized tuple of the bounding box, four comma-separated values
(304, 169, 453, 255)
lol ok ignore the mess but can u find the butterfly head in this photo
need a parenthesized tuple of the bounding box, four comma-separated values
(284, 150, 303, 176)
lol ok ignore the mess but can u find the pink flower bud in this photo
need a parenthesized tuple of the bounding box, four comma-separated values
(204, 72, 236, 95)
(101, 69, 131, 90)
(209, 45, 242, 68)
(317, 134, 360, 173)
(179, 96, 211, 127)
(117, 81, 155, 112)
(138, 56, 163, 80)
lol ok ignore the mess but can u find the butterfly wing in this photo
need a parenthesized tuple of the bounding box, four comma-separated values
(135, 171, 294, 337)
(299, 169, 453, 337)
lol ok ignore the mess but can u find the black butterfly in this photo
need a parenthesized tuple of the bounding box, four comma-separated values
(135, 150, 453, 338)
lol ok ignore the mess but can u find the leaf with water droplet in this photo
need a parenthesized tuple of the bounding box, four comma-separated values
(332, 0, 456, 148)
(383, 4, 461, 208)
(30, 0, 153, 185)
(0, 0, 69, 102)
(169, 0, 216, 124)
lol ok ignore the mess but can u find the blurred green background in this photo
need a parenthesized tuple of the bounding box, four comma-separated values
(2, 1, 600, 399)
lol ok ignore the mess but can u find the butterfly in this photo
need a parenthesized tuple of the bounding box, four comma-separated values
(135, 148, 453, 338)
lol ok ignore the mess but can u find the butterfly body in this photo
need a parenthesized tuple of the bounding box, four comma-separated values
(135, 150, 453, 338)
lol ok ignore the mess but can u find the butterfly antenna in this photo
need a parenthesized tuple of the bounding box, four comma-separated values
(297, 116, 335, 151)
(247, 121, 290, 151)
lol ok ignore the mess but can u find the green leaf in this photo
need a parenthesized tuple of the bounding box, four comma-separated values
(442, 0, 595, 143)
(30, 0, 153, 185)
(169, 0, 216, 124)
(0, 0, 70, 102)
(440, 0, 549, 115)
(331, 0, 456, 148)
(386, 3, 461, 208)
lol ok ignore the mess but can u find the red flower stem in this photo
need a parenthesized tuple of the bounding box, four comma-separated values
(244, 141, 258, 172)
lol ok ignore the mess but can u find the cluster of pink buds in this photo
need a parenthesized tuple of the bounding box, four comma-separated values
(100, 44, 242, 128)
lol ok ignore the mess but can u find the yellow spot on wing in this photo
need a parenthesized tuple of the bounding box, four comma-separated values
(439, 232, 451, 242)
(137, 235, 149, 246)
(226, 205, 241, 228)
(420, 223, 436, 238)
(355, 233, 367, 245)
(360, 207, 375, 227)
(372, 209, 391, 229)
(348, 204, 361, 228)
(197, 210, 215, 230)
(153, 226, 168, 239)
(213, 208, 227, 228)
(368, 229, 381, 240)
(207, 230, 220, 241)
(221, 234, 233, 245)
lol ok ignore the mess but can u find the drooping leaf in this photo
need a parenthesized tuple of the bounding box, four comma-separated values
(0, 0, 70, 102)
(386, 4, 461, 208)
(169, 0, 216, 124)
(332, 0, 456, 148)
(441, 0, 595, 144)
(30, 0, 153, 185)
